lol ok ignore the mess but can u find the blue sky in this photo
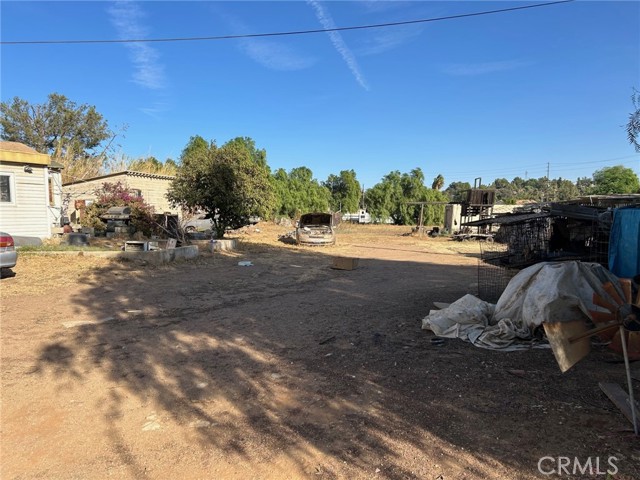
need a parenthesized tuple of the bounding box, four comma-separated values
(2, 1, 639, 189)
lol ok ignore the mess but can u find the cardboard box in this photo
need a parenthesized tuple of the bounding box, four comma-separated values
(331, 256, 359, 270)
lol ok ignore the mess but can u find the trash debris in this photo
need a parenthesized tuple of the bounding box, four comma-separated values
(62, 317, 116, 328)
(190, 420, 214, 429)
(238, 261, 253, 267)
(142, 412, 161, 431)
(319, 335, 336, 345)
(331, 256, 359, 270)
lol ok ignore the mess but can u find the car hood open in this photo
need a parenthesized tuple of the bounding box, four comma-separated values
(299, 213, 332, 227)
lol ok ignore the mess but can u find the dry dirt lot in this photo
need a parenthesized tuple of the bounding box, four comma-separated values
(1, 223, 639, 479)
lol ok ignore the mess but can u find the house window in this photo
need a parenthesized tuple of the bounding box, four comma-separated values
(0, 173, 14, 204)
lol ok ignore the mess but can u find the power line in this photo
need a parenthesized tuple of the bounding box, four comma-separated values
(438, 154, 639, 177)
(1, 0, 574, 45)
(552, 154, 640, 166)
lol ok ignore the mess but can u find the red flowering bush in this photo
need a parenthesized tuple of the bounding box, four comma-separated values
(81, 181, 158, 236)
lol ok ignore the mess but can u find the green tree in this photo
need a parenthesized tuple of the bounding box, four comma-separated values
(431, 174, 445, 190)
(576, 176, 593, 195)
(552, 178, 579, 201)
(491, 178, 515, 203)
(366, 168, 447, 225)
(167, 135, 275, 237)
(443, 181, 471, 202)
(0, 93, 113, 183)
(272, 167, 331, 218)
(226, 136, 268, 170)
(591, 165, 640, 194)
(323, 169, 361, 212)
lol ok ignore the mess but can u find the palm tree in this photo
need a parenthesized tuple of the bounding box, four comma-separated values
(432, 174, 445, 190)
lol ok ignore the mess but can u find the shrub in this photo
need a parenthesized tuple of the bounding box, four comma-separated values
(81, 181, 157, 236)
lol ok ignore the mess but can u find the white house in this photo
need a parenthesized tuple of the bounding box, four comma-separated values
(0, 141, 64, 243)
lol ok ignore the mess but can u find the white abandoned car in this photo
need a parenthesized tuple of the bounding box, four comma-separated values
(296, 213, 336, 246)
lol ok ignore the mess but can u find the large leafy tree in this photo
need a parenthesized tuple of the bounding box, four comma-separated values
(443, 181, 471, 203)
(272, 167, 331, 218)
(491, 178, 515, 203)
(167, 136, 275, 237)
(576, 176, 593, 195)
(226, 136, 268, 170)
(591, 165, 640, 194)
(552, 178, 579, 201)
(323, 169, 361, 212)
(366, 168, 448, 225)
(0, 93, 113, 183)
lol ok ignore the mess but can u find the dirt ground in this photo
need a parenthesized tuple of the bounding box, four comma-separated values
(1, 223, 639, 479)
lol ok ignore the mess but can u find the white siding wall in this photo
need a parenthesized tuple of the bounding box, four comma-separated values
(47, 169, 63, 228)
(0, 163, 50, 238)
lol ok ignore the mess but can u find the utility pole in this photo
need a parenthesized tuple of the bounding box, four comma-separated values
(547, 162, 551, 202)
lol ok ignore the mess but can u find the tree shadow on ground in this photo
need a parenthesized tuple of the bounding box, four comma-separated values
(31, 242, 640, 479)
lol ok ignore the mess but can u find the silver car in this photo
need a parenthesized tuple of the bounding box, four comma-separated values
(296, 213, 336, 245)
(0, 232, 17, 273)
(182, 214, 214, 233)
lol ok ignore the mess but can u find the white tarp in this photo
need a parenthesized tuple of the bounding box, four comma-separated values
(422, 261, 622, 351)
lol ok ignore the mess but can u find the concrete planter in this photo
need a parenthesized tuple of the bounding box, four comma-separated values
(187, 239, 238, 252)
(208, 239, 237, 252)
(118, 245, 199, 265)
(22, 246, 199, 266)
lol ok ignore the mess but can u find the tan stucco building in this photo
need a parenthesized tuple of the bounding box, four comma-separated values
(63, 170, 178, 224)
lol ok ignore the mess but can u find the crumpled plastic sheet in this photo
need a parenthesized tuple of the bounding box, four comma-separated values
(422, 261, 622, 351)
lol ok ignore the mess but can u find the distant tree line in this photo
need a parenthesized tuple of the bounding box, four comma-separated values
(2, 92, 639, 236)
(444, 166, 640, 205)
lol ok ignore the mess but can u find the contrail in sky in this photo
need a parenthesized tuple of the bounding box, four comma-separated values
(108, 1, 165, 90)
(307, 0, 369, 90)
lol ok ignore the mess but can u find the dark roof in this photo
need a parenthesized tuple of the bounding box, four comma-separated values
(463, 212, 550, 227)
(49, 160, 64, 169)
(554, 194, 640, 208)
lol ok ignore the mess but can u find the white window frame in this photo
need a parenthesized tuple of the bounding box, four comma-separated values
(0, 172, 16, 205)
